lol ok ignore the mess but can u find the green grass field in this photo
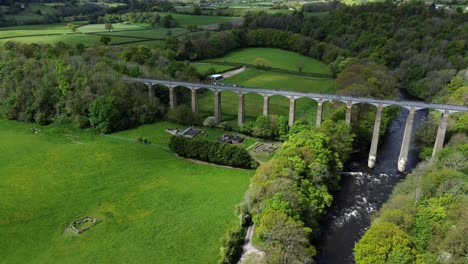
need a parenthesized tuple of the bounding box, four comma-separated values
(29, 3, 60, 15)
(0, 34, 143, 46)
(0, 11, 238, 45)
(113, 121, 257, 149)
(0, 22, 191, 45)
(0, 120, 252, 263)
(77, 23, 148, 33)
(2, 3, 60, 24)
(204, 48, 331, 75)
(157, 12, 241, 26)
(0, 23, 86, 39)
(193, 48, 335, 125)
(221, 68, 335, 92)
(192, 63, 237, 74)
(4, 12, 45, 24)
(93, 28, 189, 39)
(0, 22, 152, 46)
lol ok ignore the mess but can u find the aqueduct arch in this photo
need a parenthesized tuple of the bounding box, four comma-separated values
(125, 77, 468, 172)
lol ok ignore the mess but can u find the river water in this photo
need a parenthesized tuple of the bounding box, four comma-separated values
(315, 95, 428, 263)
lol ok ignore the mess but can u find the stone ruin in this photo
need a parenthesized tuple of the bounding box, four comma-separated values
(218, 134, 244, 144)
(67, 216, 101, 234)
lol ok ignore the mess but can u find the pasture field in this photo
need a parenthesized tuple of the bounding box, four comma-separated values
(221, 68, 335, 93)
(77, 23, 148, 33)
(0, 22, 87, 33)
(0, 24, 71, 39)
(341, 0, 384, 5)
(29, 3, 60, 15)
(204, 48, 332, 75)
(228, 8, 293, 15)
(0, 120, 252, 264)
(0, 11, 238, 45)
(2, 2, 62, 24)
(4, 12, 45, 24)
(0, 34, 143, 46)
(192, 63, 237, 74)
(93, 28, 189, 39)
(195, 47, 335, 125)
(157, 12, 241, 26)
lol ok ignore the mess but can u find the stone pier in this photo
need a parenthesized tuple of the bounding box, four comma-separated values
(345, 101, 352, 126)
(398, 107, 416, 172)
(214, 89, 222, 124)
(263, 95, 269, 116)
(431, 110, 449, 161)
(368, 104, 383, 168)
(316, 98, 323, 127)
(238, 92, 245, 126)
(169, 86, 176, 109)
(191, 88, 198, 114)
(289, 96, 296, 127)
(148, 85, 155, 98)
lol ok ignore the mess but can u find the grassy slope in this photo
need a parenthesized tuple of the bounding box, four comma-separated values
(0, 120, 252, 264)
(0, 11, 237, 45)
(205, 48, 331, 75)
(0, 23, 85, 39)
(0, 23, 151, 45)
(195, 48, 335, 125)
(192, 63, 236, 74)
(222, 68, 335, 92)
(0, 22, 188, 45)
(93, 28, 189, 39)
(77, 24, 148, 33)
(0, 34, 142, 46)
(29, 3, 60, 15)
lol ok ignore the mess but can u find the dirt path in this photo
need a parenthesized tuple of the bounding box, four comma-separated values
(223, 66, 246, 79)
(238, 225, 265, 264)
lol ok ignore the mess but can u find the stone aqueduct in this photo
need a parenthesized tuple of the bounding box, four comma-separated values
(123, 77, 468, 173)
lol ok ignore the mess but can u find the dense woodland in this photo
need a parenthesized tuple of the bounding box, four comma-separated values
(232, 120, 354, 263)
(0, 43, 170, 130)
(354, 122, 467, 263)
(244, 3, 467, 102)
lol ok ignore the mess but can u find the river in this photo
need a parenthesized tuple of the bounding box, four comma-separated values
(315, 92, 428, 263)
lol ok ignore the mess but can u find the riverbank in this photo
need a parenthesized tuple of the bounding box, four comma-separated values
(316, 91, 428, 263)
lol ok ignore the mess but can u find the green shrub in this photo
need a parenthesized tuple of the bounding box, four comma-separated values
(252, 115, 275, 138)
(34, 112, 50, 126)
(138, 137, 150, 144)
(218, 223, 247, 264)
(89, 96, 125, 133)
(169, 136, 257, 169)
(218, 121, 233, 132)
(239, 121, 254, 135)
(166, 105, 201, 126)
(203, 116, 217, 128)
